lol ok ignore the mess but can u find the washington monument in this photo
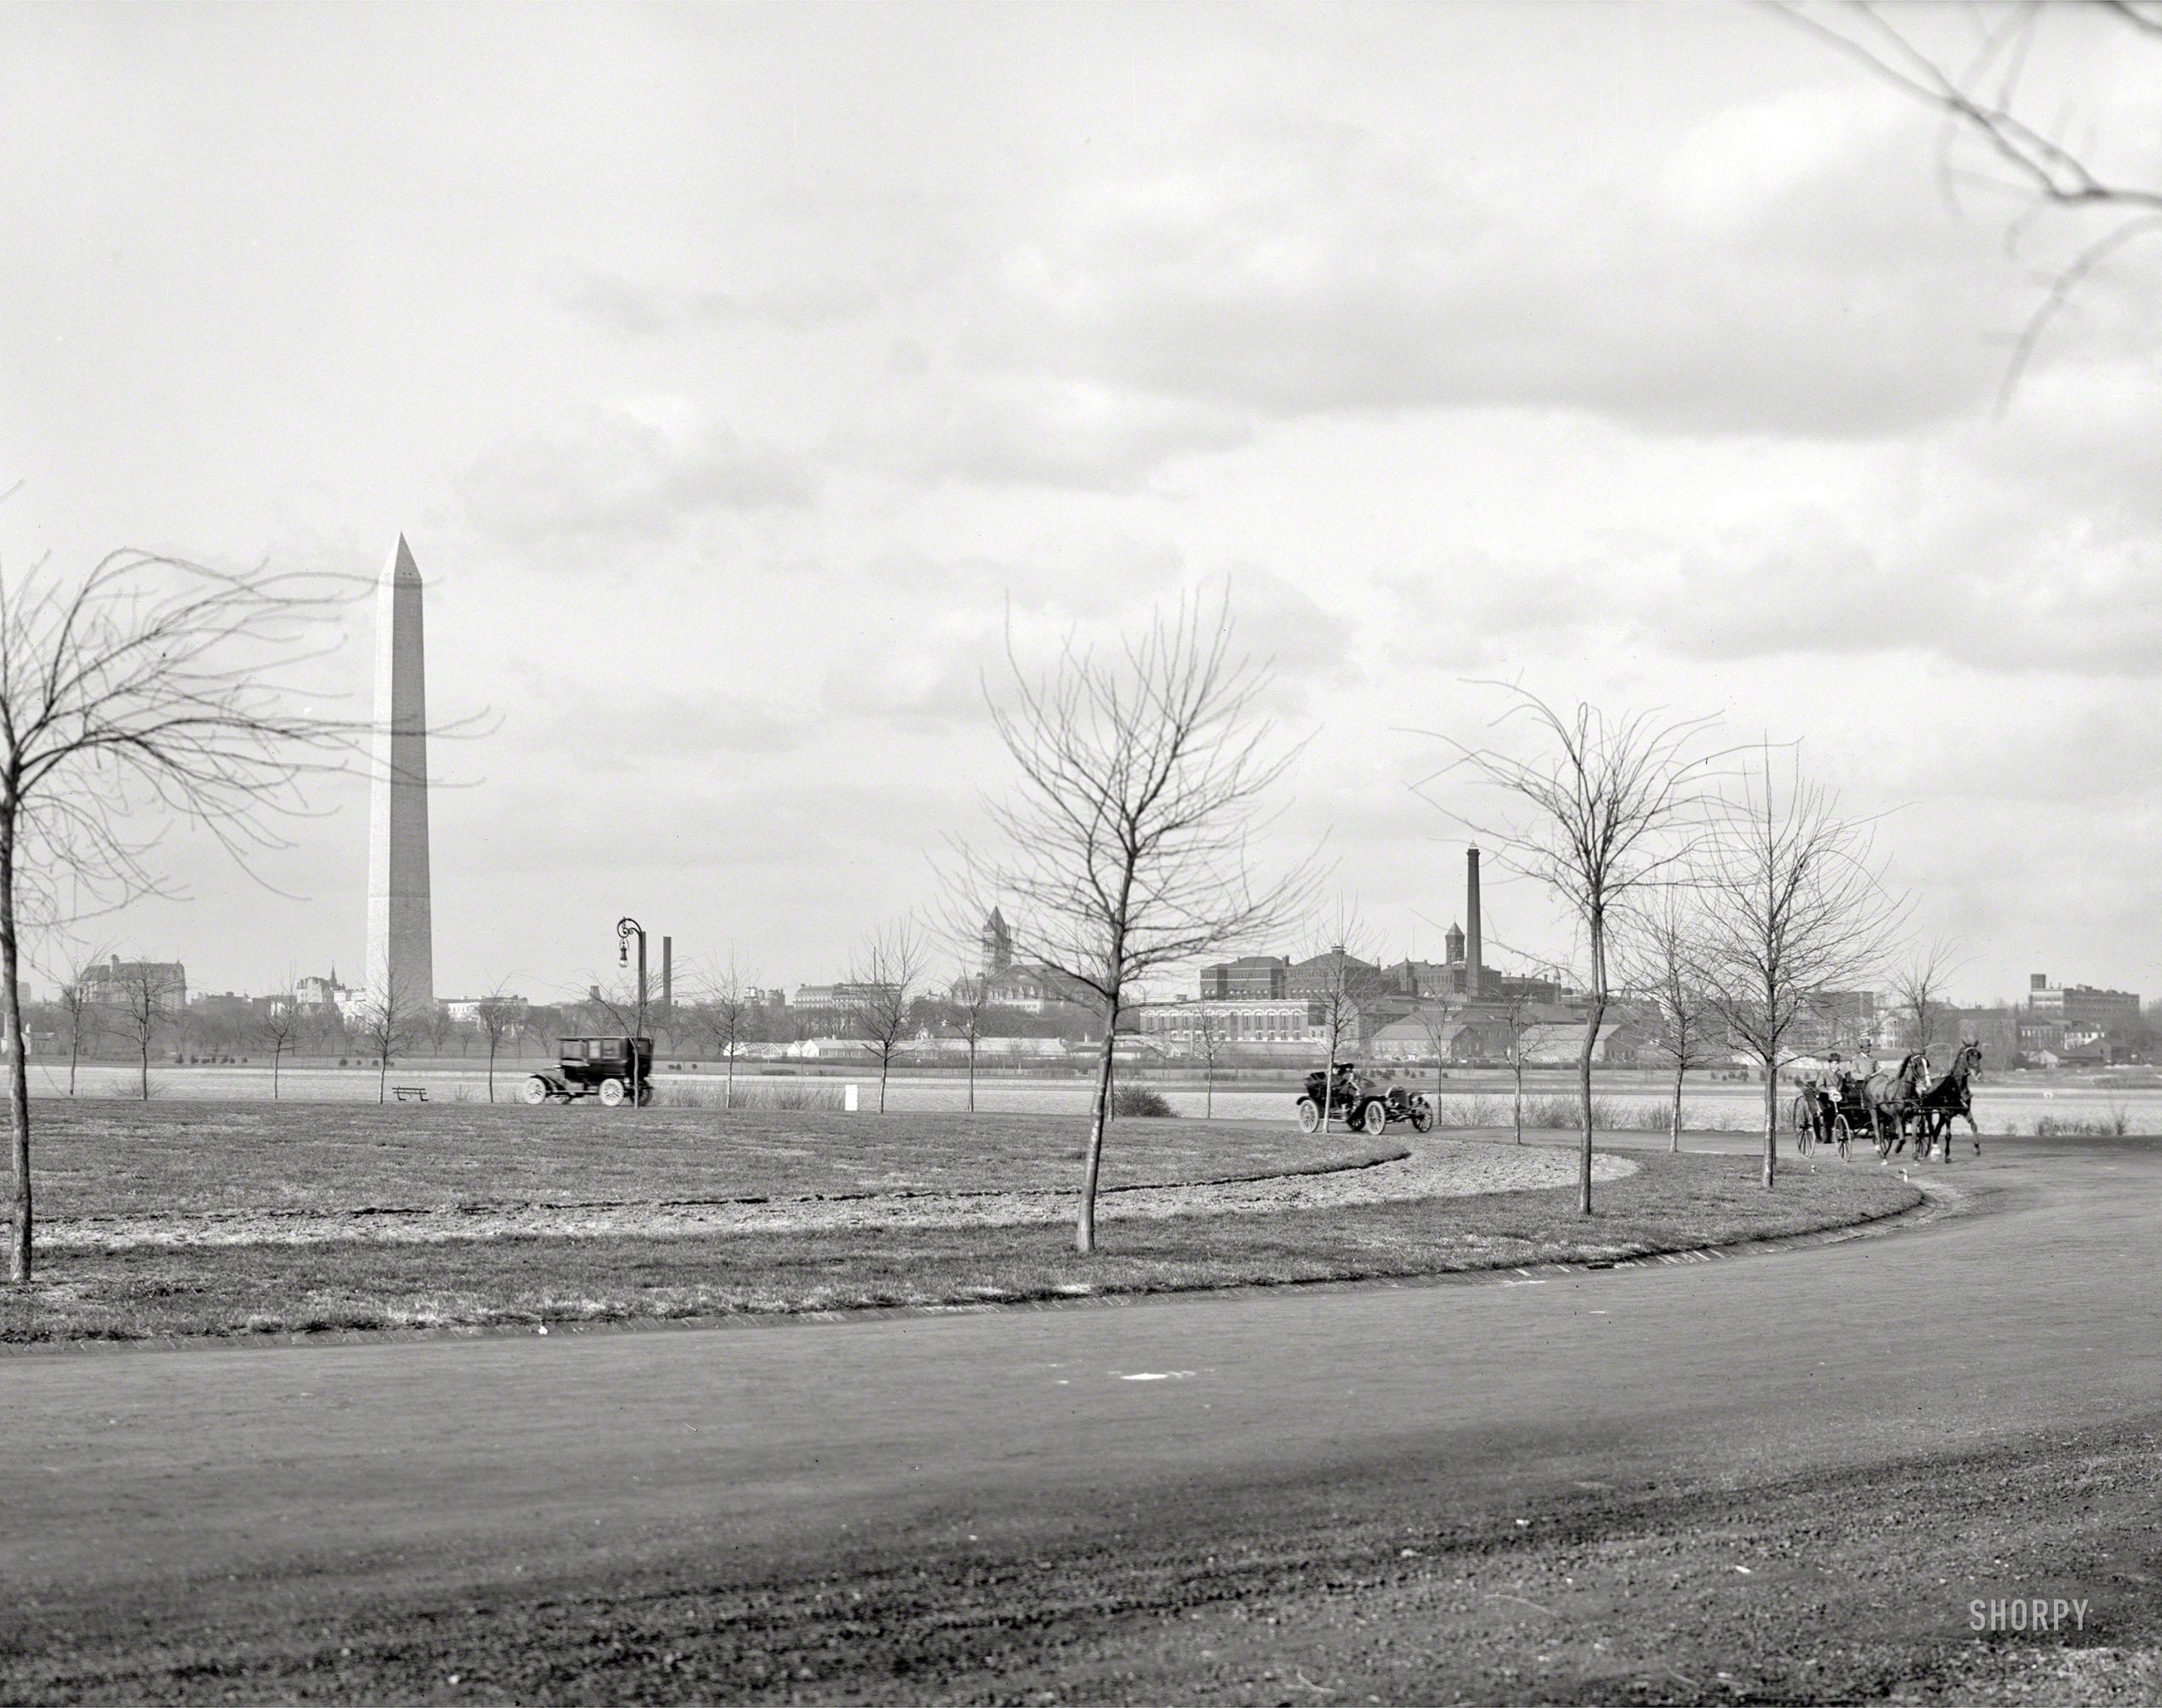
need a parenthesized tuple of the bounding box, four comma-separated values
(365, 534, 434, 1013)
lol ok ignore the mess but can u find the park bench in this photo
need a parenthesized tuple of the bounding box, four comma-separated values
(391, 1085, 428, 1103)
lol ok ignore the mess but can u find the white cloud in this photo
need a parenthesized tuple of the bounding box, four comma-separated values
(461, 401, 816, 556)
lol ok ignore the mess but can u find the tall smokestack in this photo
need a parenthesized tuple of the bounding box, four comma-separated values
(661, 936, 673, 1006)
(1465, 846, 1483, 1000)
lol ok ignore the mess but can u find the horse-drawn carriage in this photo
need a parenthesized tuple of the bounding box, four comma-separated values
(1296, 1062, 1434, 1136)
(1790, 1042, 1984, 1161)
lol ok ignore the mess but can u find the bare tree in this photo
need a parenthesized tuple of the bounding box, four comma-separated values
(1490, 979, 1552, 1148)
(0, 550, 390, 1282)
(353, 964, 426, 1105)
(1893, 935, 1966, 1059)
(1413, 1002, 1456, 1116)
(1421, 691, 1715, 1212)
(948, 969, 991, 1114)
(253, 976, 303, 1101)
(111, 961, 182, 1101)
(1694, 745, 1908, 1187)
(1622, 893, 1721, 1154)
(850, 922, 925, 1114)
(472, 992, 524, 1103)
(956, 593, 1314, 1253)
(52, 951, 108, 1097)
(1770, 1, 2162, 404)
(1191, 1002, 1227, 1120)
(698, 954, 759, 1110)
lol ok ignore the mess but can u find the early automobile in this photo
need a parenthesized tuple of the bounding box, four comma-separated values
(524, 1036, 655, 1107)
(1296, 1062, 1433, 1136)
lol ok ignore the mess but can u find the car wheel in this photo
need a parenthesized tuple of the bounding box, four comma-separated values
(1409, 1099, 1434, 1133)
(522, 1076, 550, 1105)
(598, 1077, 626, 1107)
(1296, 1097, 1321, 1134)
(1360, 1098, 1390, 1136)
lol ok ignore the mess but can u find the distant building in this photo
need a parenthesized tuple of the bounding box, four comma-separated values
(294, 970, 353, 1015)
(80, 955, 187, 1013)
(1135, 996, 1323, 1055)
(982, 960, 1096, 1017)
(1784, 990, 1878, 1057)
(2027, 975, 2140, 1032)
(1199, 956, 1290, 999)
(443, 994, 528, 1024)
(792, 981, 896, 1018)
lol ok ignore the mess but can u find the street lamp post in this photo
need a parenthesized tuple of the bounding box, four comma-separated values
(617, 917, 647, 1103)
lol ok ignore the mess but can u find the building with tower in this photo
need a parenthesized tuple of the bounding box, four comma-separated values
(980, 908, 1013, 978)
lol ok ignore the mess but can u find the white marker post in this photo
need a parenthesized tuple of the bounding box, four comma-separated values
(844, 1082, 860, 1113)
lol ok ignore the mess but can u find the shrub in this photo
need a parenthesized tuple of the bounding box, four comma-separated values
(2032, 1112, 2130, 1138)
(654, 1079, 845, 1111)
(1111, 1086, 1176, 1119)
(1429, 1093, 1507, 1128)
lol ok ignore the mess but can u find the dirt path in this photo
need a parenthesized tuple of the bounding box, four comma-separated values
(38, 1135, 1638, 1249)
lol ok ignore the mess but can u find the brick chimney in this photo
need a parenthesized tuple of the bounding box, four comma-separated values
(1466, 846, 1483, 999)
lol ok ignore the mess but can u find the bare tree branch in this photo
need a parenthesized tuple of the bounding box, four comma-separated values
(951, 589, 1317, 1253)
(1692, 742, 1910, 1186)
(850, 920, 926, 1114)
(1415, 688, 1719, 1211)
(1766, 0, 2162, 406)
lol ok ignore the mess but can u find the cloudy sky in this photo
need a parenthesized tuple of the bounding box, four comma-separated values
(3, 2, 2157, 1006)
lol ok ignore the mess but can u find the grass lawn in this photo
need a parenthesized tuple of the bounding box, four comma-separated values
(24, 1099, 1399, 1217)
(2, 1146, 1920, 1343)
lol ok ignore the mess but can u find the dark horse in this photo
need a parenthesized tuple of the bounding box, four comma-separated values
(1914, 1039, 1984, 1159)
(1866, 1051, 1931, 1158)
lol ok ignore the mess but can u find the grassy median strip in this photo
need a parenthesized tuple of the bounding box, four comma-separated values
(26, 1102, 1399, 1217)
(2, 1150, 1917, 1343)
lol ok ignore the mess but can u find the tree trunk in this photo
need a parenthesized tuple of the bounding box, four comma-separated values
(274, 1046, 283, 1101)
(1513, 1053, 1524, 1146)
(725, 1038, 736, 1110)
(378, 1054, 388, 1104)
(1670, 1059, 1684, 1154)
(1077, 1005, 1118, 1254)
(485, 1038, 495, 1103)
(139, 1034, 149, 1101)
(1203, 1051, 1213, 1120)
(1763, 1056, 1778, 1187)
(68, 1033, 78, 1098)
(3, 827, 33, 1283)
(877, 1050, 889, 1113)
(1578, 913, 1607, 1214)
(967, 1034, 976, 1113)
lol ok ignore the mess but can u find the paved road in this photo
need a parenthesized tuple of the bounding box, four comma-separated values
(4, 1135, 2159, 1704)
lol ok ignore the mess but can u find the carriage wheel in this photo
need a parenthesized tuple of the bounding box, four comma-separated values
(1359, 1098, 1390, 1136)
(1296, 1097, 1321, 1134)
(598, 1077, 627, 1108)
(1831, 1114, 1854, 1161)
(521, 1076, 551, 1106)
(1789, 1095, 1813, 1156)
